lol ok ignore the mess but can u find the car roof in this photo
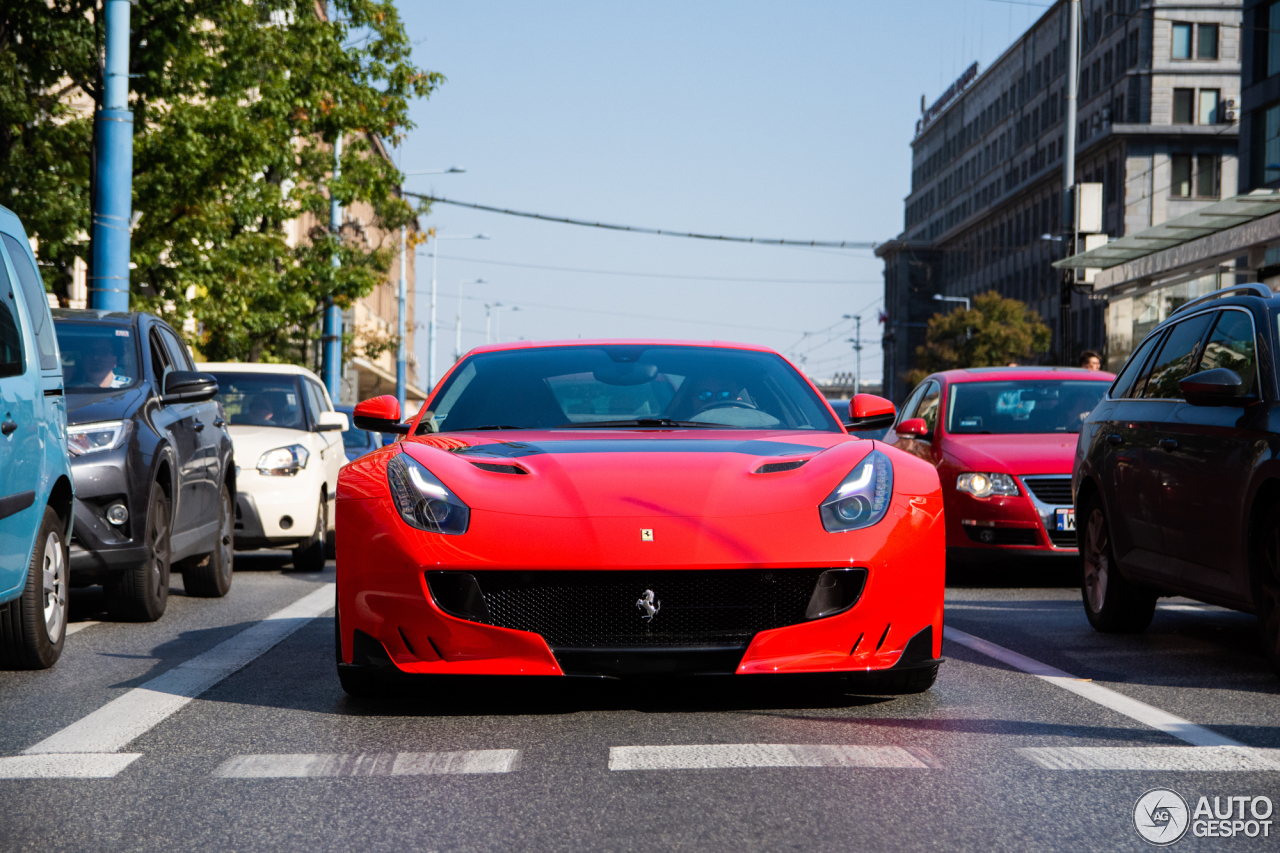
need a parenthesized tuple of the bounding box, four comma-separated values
(934, 366, 1115, 383)
(464, 339, 778, 355)
(51, 308, 139, 324)
(199, 361, 324, 382)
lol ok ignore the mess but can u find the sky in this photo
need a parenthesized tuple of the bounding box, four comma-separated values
(393, 0, 1052, 389)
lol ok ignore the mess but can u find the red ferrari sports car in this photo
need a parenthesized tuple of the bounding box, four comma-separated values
(334, 341, 944, 695)
(883, 367, 1114, 559)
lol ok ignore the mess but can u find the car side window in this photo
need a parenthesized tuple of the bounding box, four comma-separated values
(1110, 332, 1163, 399)
(159, 327, 194, 371)
(0, 260, 22, 379)
(1198, 310, 1257, 393)
(1, 234, 58, 371)
(1141, 313, 1214, 399)
(307, 379, 332, 412)
(897, 382, 928, 425)
(917, 381, 942, 433)
(301, 379, 323, 425)
(149, 330, 173, 385)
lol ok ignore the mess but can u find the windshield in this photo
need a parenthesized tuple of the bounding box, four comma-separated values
(209, 373, 307, 429)
(424, 345, 840, 433)
(54, 321, 142, 391)
(946, 380, 1107, 434)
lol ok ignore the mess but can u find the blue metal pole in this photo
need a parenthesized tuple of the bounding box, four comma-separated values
(91, 0, 133, 312)
(396, 224, 407, 414)
(322, 135, 343, 401)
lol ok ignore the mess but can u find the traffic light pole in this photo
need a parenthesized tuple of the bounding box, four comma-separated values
(90, 0, 134, 312)
(322, 135, 344, 402)
(1060, 0, 1080, 364)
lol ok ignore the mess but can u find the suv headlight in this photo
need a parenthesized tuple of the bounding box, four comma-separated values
(387, 453, 470, 535)
(819, 449, 893, 532)
(956, 472, 1019, 498)
(67, 420, 132, 456)
(256, 444, 309, 476)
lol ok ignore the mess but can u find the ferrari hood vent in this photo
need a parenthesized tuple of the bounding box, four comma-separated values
(469, 461, 528, 475)
(754, 459, 809, 474)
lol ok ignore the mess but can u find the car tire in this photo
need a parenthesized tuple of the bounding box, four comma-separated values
(104, 487, 172, 622)
(290, 495, 327, 572)
(847, 664, 938, 695)
(1250, 502, 1280, 679)
(1079, 494, 1155, 633)
(180, 483, 235, 598)
(0, 506, 69, 670)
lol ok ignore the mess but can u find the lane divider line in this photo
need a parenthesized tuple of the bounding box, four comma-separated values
(1019, 746, 1280, 772)
(943, 625, 1242, 748)
(0, 753, 143, 779)
(607, 744, 933, 771)
(63, 621, 99, 636)
(214, 750, 521, 778)
(23, 584, 336, 758)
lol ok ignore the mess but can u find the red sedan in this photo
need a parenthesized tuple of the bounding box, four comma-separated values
(334, 341, 944, 695)
(883, 367, 1114, 559)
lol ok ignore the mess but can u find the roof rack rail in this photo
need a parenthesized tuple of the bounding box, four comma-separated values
(1168, 284, 1273, 318)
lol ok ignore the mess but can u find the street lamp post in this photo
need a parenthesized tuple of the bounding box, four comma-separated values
(456, 279, 486, 362)
(91, 0, 135, 312)
(424, 233, 488, 390)
(485, 303, 518, 344)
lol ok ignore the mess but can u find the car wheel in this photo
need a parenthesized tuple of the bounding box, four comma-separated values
(290, 495, 327, 572)
(180, 483, 235, 598)
(1250, 502, 1280, 678)
(105, 487, 172, 622)
(847, 664, 939, 695)
(0, 506, 69, 670)
(1079, 494, 1155, 633)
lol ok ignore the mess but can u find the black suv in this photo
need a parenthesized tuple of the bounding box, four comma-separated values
(1074, 284, 1280, 675)
(52, 310, 235, 620)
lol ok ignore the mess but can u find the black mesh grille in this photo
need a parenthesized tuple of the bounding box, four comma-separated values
(1022, 477, 1073, 505)
(433, 569, 831, 648)
(963, 526, 1039, 546)
(1048, 529, 1078, 548)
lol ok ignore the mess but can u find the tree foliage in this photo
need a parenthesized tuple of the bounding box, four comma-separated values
(907, 291, 1051, 386)
(0, 0, 440, 362)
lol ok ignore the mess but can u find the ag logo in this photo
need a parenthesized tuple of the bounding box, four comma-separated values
(1134, 788, 1189, 846)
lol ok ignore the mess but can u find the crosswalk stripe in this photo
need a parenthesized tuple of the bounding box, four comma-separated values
(943, 625, 1242, 748)
(214, 750, 521, 778)
(607, 744, 933, 771)
(1020, 746, 1280, 772)
(23, 584, 335, 757)
(0, 753, 142, 779)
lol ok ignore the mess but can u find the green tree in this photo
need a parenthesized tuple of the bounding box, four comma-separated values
(0, 0, 440, 362)
(907, 291, 1051, 386)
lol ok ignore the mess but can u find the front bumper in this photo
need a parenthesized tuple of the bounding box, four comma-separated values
(943, 475, 1077, 556)
(233, 471, 320, 549)
(335, 490, 945, 678)
(67, 449, 146, 583)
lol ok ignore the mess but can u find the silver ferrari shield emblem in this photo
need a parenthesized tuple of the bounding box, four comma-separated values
(636, 589, 661, 621)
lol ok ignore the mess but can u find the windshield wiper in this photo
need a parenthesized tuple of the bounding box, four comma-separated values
(558, 418, 718, 429)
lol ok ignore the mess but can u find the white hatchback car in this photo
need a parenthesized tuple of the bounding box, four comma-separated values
(199, 363, 348, 571)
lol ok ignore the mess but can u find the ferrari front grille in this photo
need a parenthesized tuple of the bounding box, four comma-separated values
(425, 568, 859, 648)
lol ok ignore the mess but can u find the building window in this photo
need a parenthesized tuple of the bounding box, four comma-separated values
(1256, 102, 1280, 185)
(1128, 30, 1140, 67)
(1172, 23, 1193, 59)
(1171, 155, 1193, 197)
(1269, 3, 1280, 79)
(1170, 154, 1220, 198)
(1104, 51, 1113, 84)
(1199, 89, 1220, 124)
(1198, 24, 1218, 60)
(1197, 154, 1220, 198)
(1173, 88, 1194, 124)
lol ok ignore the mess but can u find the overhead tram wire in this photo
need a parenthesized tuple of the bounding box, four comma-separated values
(435, 254, 881, 285)
(404, 193, 877, 250)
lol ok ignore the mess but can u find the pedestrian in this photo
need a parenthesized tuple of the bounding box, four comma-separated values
(1079, 350, 1102, 371)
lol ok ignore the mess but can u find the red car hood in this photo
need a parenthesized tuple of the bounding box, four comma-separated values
(942, 432, 1079, 477)
(396, 430, 937, 519)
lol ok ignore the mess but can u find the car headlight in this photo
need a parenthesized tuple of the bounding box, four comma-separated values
(956, 472, 1019, 498)
(256, 444, 310, 476)
(387, 452, 470, 535)
(819, 449, 893, 532)
(67, 420, 132, 456)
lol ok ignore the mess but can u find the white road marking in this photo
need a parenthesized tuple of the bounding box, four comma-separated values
(944, 626, 1241, 748)
(24, 584, 335, 757)
(1157, 604, 1232, 613)
(63, 621, 99, 636)
(214, 750, 521, 778)
(607, 744, 932, 771)
(1020, 746, 1280, 772)
(0, 753, 142, 779)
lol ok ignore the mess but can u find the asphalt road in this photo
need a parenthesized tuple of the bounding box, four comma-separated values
(1, 554, 1278, 853)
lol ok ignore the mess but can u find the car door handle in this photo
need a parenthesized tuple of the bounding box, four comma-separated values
(193, 421, 205, 432)
(1, 419, 15, 436)
(213, 418, 226, 428)
(1106, 433, 1123, 445)
(1159, 438, 1178, 451)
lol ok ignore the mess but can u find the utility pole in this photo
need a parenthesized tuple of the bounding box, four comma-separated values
(1060, 0, 1081, 365)
(322, 134, 343, 402)
(90, 0, 134, 311)
(847, 316, 863, 395)
(396, 222, 407, 415)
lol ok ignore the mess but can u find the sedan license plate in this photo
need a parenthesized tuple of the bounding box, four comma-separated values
(1056, 508, 1076, 532)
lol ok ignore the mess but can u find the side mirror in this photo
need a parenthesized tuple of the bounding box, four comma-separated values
(353, 395, 411, 434)
(1180, 368, 1252, 407)
(897, 417, 931, 438)
(316, 410, 349, 432)
(162, 371, 218, 404)
(846, 393, 896, 431)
